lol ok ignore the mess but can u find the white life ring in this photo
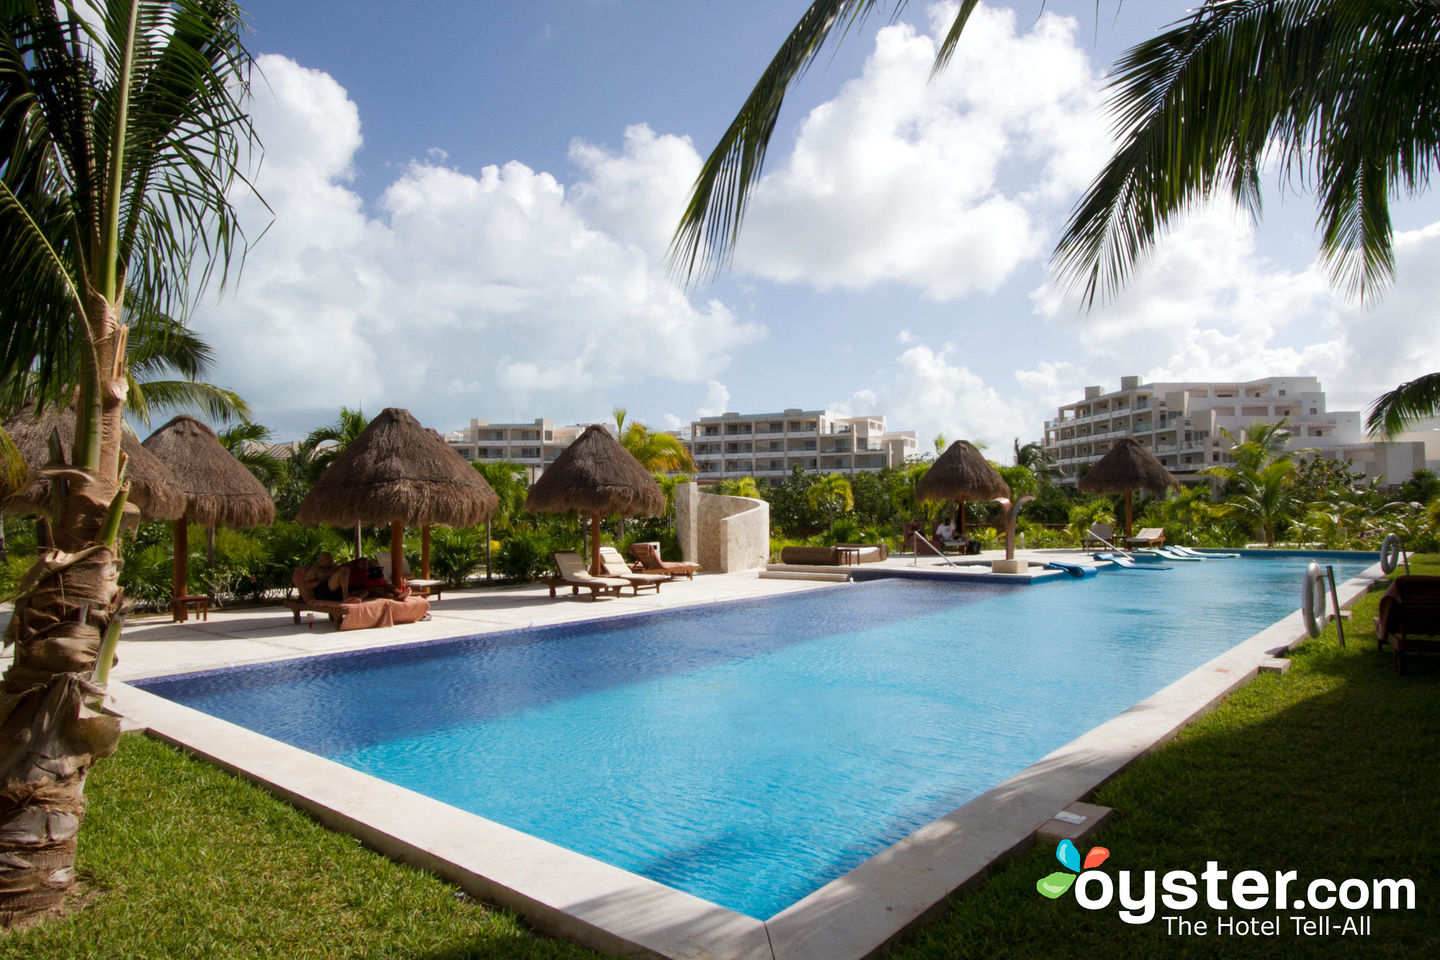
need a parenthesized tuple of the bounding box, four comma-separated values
(1380, 533, 1403, 574)
(1301, 562, 1326, 638)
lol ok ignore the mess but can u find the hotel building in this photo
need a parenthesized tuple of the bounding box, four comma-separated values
(688, 410, 918, 484)
(1042, 376, 1424, 486)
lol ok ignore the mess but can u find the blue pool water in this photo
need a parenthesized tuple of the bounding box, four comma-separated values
(138, 555, 1372, 919)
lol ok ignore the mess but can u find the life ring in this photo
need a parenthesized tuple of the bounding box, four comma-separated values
(1301, 562, 1326, 639)
(1379, 533, 1403, 574)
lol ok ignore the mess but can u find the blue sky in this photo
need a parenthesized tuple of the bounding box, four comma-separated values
(197, 1, 1440, 449)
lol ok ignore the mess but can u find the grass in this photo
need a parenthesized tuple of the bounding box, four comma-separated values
(4, 556, 1436, 959)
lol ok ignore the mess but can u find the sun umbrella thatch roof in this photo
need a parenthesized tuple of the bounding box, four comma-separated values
(914, 440, 1010, 504)
(525, 424, 664, 517)
(2, 403, 186, 521)
(142, 415, 275, 528)
(1076, 438, 1179, 498)
(296, 408, 497, 527)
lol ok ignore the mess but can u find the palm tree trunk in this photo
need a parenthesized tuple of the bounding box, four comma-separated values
(0, 468, 125, 922)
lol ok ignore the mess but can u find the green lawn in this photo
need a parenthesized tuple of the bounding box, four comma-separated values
(4, 558, 1436, 959)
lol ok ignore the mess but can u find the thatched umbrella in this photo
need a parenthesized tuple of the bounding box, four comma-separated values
(142, 416, 276, 621)
(296, 408, 497, 588)
(1076, 437, 1178, 541)
(914, 440, 1010, 538)
(525, 424, 663, 574)
(2, 402, 186, 523)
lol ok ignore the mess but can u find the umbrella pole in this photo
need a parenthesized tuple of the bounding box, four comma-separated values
(957, 498, 966, 535)
(391, 521, 405, 591)
(591, 514, 602, 575)
(1125, 492, 1133, 542)
(172, 517, 188, 623)
(355, 521, 363, 559)
(421, 524, 432, 580)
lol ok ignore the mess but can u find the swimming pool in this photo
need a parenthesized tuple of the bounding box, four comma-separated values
(135, 554, 1372, 919)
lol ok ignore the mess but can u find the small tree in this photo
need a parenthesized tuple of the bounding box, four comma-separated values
(807, 473, 854, 530)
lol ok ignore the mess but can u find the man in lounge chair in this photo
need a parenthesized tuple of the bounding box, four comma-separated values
(301, 552, 356, 602)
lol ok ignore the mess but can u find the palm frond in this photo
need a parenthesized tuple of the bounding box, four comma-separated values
(670, 0, 891, 283)
(126, 377, 248, 426)
(1053, 0, 1440, 306)
(1367, 372, 1440, 438)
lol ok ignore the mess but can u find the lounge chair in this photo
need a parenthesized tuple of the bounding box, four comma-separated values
(1375, 574, 1440, 673)
(1082, 524, 1114, 549)
(377, 553, 446, 599)
(780, 545, 842, 565)
(836, 542, 890, 563)
(598, 546, 666, 594)
(282, 567, 430, 630)
(630, 541, 699, 580)
(1125, 527, 1166, 548)
(546, 551, 631, 599)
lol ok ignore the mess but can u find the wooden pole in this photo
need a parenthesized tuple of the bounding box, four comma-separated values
(172, 517, 188, 622)
(390, 520, 405, 591)
(1124, 491, 1134, 542)
(421, 524, 432, 579)
(590, 513, 602, 574)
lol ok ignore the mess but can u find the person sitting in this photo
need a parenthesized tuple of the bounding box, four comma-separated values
(934, 519, 956, 543)
(352, 556, 409, 600)
(301, 552, 355, 603)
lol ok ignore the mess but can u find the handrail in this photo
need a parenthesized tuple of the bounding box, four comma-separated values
(910, 533, 960, 568)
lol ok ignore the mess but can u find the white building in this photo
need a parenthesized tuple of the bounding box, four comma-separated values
(444, 418, 597, 480)
(688, 409, 917, 484)
(1042, 376, 1424, 486)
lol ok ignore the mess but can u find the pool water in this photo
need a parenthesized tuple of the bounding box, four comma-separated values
(138, 555, 1371, 919)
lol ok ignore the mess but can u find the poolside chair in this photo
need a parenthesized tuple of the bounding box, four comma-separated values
(1081, 524, 1114, 549)
(546, 551, 631, 599)
(1124, 527, 1166, 548)
(1375, 575, 1440, 673)
(630, 541, 700, 580)
(598, 546, 666, 595)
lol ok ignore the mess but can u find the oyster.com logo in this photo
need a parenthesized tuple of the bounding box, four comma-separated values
(1037, 839, 1109, 899)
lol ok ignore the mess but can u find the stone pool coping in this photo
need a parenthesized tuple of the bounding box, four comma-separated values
(104, 557, 1384, 960)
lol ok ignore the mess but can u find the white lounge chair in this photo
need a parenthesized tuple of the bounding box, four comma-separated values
(598, 547, 666, 594)
(546, 551, 631, 599)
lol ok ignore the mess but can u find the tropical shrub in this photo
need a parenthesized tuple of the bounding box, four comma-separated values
(494, 529, 559, 582)
(427, 527, 488, 586)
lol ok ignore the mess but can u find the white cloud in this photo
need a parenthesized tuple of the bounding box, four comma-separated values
(569, 124, 702, 260)
(729, 2, 1109, 300)
(696, 380, 731, 418)
(196, 56, 763, 437)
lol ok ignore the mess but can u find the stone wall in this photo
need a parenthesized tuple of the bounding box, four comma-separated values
(675, 483, 770, 573)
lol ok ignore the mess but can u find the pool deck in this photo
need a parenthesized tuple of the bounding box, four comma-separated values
(7, 550, 1387, 960)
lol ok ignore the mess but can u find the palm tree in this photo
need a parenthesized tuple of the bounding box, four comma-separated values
(619, 422, 695, 474)
(473, 459, 528, 581)
(0, 1, 257, 920)
(807, 472, 854, 529)
(717, 476, 762, 498)
(218, 419, 284, 489)
(301, 406, 368, 477)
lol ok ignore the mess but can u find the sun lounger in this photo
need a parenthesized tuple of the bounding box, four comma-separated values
(598, 546, 666, 594)
(1374, 574, 1440, 672)
(1094, 552, 1171, 571)
(546, 551, 632, 599)
(284, 568, 430, 630)
(630, 541, 699, 579)
(1170, 545, 1239, 559)
(1124, 527, 1166, 548)
(1082, 524, 1114, 549)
